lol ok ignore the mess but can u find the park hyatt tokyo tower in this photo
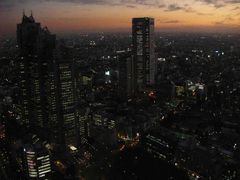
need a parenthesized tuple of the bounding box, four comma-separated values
(131, 17, 156, 93)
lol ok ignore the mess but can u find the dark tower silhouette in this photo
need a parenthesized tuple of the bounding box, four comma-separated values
(17, 13, 78, 148)
(17, 12, 56, 128)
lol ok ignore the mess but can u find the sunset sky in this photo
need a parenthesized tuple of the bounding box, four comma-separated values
(0, 0, 240, 36)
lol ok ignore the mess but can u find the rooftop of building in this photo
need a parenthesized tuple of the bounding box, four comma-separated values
(21, 11, 36, 24)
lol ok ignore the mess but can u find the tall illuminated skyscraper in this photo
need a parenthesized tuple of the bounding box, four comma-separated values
(131, 17, 156, 93)
(23, 142, 52, 179)
(53, 44, 78, 147)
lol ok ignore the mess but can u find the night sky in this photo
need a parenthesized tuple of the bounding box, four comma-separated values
(0, 0, 240, 36)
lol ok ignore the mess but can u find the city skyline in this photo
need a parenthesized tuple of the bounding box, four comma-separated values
(0, 0, 240, 36)
(1, 8, 240, 179)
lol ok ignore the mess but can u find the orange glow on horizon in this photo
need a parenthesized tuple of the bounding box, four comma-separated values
(0, 0, 239, 35)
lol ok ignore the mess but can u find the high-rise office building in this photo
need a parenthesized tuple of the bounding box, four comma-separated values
(74, 62, 94, 144)
(17, 13, 78, 148)
(131, 17, 156, 93)
(23, 142, 52, 179)
(17, 12, 56, 128)
(53, 44, 78, 147)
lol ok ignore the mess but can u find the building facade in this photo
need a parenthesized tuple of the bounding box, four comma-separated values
(17, 13, 78, 148)
(53, 44, 78, 147)
(23, 143, 52, 179)
(132, 17, 156, 93)
(17, 13, 56, 128)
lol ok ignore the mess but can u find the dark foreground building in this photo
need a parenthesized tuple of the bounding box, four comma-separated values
(17, 12, 56, 128)
(17, 13, 78, 148)
(23, 142, 52, 179)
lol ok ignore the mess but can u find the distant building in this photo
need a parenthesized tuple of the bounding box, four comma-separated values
(131, 17, 156, 94)
(116, 51, 132, 97)
(156, 77, 175, 102)
(75, 68, 94, 101)
(53, 44, 78, 147)
(74, 62, 95, 144)
(89, 110, 117, 146)
(143, 133, 175, 160)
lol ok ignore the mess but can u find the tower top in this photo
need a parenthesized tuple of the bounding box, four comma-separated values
(21, 10, 35, 24)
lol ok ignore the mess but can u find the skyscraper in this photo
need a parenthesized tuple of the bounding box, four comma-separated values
(17, 13, 78, 148)
(23, 141, 52, 179)
(131, 17, 156, 93)
(74, 62, 94, 144)
(17, 12, 56, 128)
(53, 44, 78, 147)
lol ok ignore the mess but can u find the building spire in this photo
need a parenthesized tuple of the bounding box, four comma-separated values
(22, 9, 27, 23)
(29, 10, 35, 22)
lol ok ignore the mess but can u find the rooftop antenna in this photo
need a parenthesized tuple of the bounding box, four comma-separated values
(30, 10, 33, 16)
(23, 9, 25, 16)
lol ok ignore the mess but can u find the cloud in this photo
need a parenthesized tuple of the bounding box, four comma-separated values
(159, 20, 181, 23)
(165, 4, 184, 11)
(198, 0, 225, 8)
(126, 5, 136, 8)
(0, 1, 16, 11)
(232, 6, 240, 10)
(1, 0, 240, 10)
(158, 4, 166, 8)
(196, 12, 213, 15)
(164, 3, 213, 16)
(121, 0, 166, 8)
(1, 0, 239, 17)
(197, 0, 240, 8)
(0, 0, 166, 10)
(213, 13, 236, 25)
(226, 0, 240, 4)
(48, 0, 120, 6)
(214, 21, 225, 25)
